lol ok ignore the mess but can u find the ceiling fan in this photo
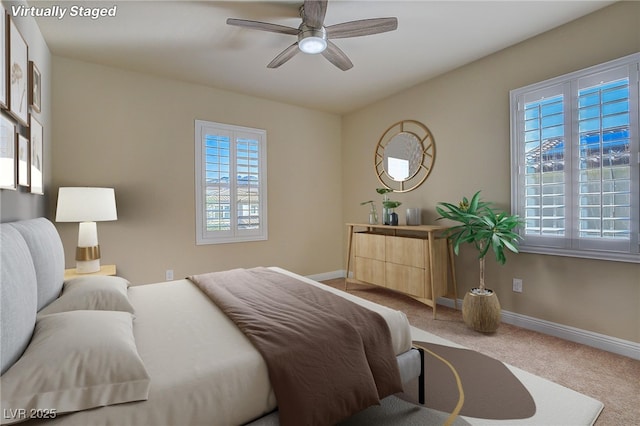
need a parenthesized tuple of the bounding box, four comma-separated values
(226, 0, 398, 71)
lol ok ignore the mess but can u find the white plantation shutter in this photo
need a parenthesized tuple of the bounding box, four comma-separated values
(195, 121, 268, 244)
(576, 67, 634, 252)
(511, 53, 639, 262)
(517, 84, 568, 248)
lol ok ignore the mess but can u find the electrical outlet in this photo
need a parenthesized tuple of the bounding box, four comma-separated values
(513, 278, 523, 293)
(165, 269, 174, 281)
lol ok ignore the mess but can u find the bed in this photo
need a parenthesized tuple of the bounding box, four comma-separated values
(0, 218, 423, 425)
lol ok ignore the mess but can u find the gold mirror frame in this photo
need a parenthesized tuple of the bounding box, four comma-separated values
(374, 119, 436, 192)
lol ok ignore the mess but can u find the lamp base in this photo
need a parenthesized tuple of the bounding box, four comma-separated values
(76, 245, 101, 261)
(75, 243, 101, 274)
(76, 259, 101, 274)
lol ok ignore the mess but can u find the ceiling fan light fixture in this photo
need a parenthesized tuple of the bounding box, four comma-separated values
(298, 25, 327, 54)
(299, 36, 327, 54)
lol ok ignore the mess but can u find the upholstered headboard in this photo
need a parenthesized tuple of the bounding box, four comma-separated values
(0, 218, 65, 374)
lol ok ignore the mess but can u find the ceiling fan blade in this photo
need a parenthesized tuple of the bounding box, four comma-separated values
(326, 17, 398, 39)
(267, 42, 300, 68)
(322, 41, 353, 71)
(226, 18, 299, 36)
(302, 0, 328, 28)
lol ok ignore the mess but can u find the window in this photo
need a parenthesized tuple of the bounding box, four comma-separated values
(510, 53, 639, 263)
(195, 120, 267, 244)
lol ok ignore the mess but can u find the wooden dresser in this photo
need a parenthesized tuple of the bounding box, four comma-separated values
(345, 223, 457, 318)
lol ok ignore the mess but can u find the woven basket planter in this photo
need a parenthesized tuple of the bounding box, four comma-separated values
(462, 289, 501, 333)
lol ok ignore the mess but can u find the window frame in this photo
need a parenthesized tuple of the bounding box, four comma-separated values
(195, 120, 268, 245)
(510, 53, 640, 263)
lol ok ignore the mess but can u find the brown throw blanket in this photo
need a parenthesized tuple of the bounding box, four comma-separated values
(188, 267, 402, 426)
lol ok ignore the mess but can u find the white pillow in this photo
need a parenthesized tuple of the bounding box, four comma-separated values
(0, 310, 150, 424)
(37, 275, 134, 318)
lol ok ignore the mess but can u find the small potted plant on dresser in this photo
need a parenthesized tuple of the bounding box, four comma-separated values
(436, 191, 522, 332)
(376, 188, 402, 226)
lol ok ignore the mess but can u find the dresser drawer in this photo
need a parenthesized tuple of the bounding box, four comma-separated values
(354, 257, 385, 287)
(354, 232, 386, 261)
(385, 263, 426, 298)
(385, 236, 426, 268)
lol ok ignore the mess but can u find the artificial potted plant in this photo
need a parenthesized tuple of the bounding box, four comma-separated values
(436, 191, 522, 332)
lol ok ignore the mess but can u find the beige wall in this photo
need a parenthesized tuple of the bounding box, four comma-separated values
(342, 2, 640, 343)
(52, 57, 343, 284)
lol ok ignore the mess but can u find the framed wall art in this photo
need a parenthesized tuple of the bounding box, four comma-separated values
(0, 5, 7, 109)
(18, 133, 29, 187)
(9, 18, 28, 127)
(30, 116, 43, 194)
(0, 113, 16, 190)
(29, 61, 41, 113)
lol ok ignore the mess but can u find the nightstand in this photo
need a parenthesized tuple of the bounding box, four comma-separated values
(64, 264, 117, 280)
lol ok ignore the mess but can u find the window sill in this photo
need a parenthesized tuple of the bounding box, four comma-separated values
(518, 245, 640, 264)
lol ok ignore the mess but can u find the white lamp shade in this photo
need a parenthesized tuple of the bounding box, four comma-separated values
(56, 187, 118, 222)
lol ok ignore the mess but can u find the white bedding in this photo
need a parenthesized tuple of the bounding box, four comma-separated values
(29, 267, 412, 426)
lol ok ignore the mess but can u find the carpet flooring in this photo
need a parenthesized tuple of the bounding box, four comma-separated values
(322, 279, 640, 426)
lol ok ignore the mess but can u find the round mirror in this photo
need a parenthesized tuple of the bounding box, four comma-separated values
(375, 120, 435, 192)
(384, 132, 423, 181)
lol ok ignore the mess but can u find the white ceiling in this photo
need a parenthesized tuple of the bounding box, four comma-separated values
(31, 0, 614, 114)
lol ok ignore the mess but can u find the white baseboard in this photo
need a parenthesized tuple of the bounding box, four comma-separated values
(306, 270, 346, 282)
(310, 271, 640, 360)
(438, 297, 640, 361)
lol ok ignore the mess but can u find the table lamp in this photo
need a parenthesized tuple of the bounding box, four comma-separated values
(55, 187, 118, 274)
